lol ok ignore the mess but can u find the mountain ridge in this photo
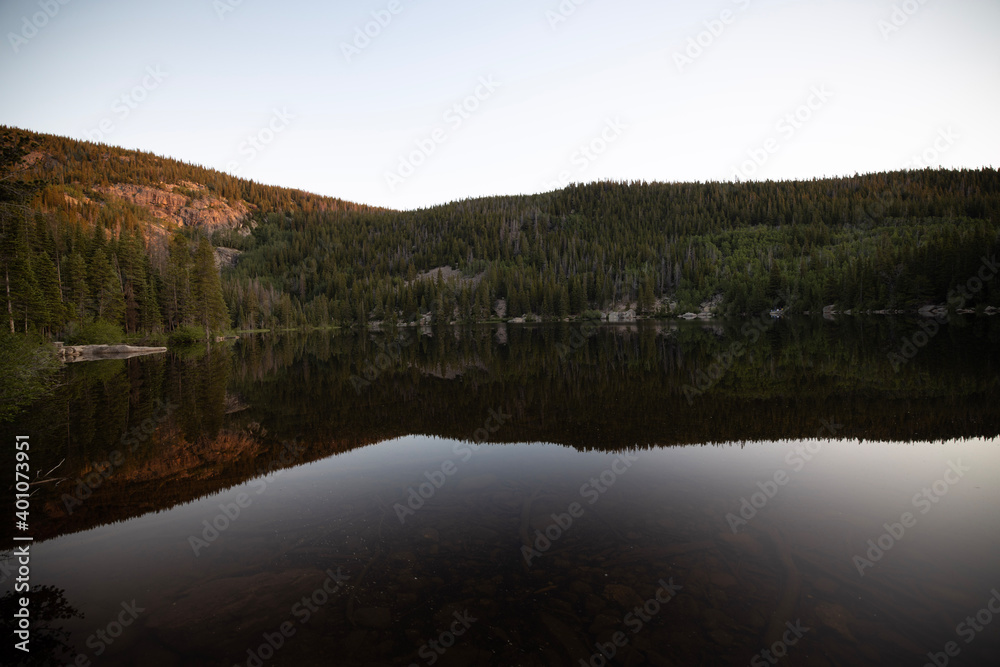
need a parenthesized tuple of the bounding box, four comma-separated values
(2, 125, 999, 339)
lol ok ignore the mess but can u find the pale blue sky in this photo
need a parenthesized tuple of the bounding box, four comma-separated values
(1, 0, 997, 210)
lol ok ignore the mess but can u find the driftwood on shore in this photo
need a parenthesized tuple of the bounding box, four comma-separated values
(54, 343, 168, 363)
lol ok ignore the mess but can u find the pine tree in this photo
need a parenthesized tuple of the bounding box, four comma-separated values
(639, 273, 655, 313)
(191, 237, 230, 339)
(163, 235, 192, 329)
(33, 248, 64, 334)
(557, 284, 570, 319)
(244, 282, 259, 329)
(88, 248, 125, 325)
(0, 217, 19, 333)
(65, 252, 89, 321)
(139, 273, 162, 331)
(2, 219, 44, 333)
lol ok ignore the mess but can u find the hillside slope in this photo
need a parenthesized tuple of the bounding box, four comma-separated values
(2, 125, 999, 340)
(0, 126, 373, 337)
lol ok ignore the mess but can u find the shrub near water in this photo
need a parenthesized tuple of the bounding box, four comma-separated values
(169, 325, 208, 345)
(66, 320, 125, 345)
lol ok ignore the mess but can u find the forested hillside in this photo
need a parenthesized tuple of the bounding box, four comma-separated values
(2, 125, 999, 341)
(0, 126, 372, 340)
(229, 173, 1000, 325)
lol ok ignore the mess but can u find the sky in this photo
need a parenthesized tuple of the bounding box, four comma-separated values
(1, 0, 998, 210)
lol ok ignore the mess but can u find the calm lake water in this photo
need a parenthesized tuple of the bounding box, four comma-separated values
(3, 318, 1000, 666)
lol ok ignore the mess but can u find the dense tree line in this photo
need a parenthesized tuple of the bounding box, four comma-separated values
(227, 172, 1000, 325)
(3, 125, 1000, 337)
(0, 202, 227, 339)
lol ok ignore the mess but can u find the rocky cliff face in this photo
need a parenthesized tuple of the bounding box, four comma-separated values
(214, 246, 242, 268)
(99, 181, 252, 234)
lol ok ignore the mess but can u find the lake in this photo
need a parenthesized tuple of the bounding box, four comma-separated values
(3, 318, 1000, 666)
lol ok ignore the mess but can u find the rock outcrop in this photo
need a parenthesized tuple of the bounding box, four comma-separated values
(214, 246, 242, 268)
(99, 182, 251, 234)
(607, 309, 636, 323)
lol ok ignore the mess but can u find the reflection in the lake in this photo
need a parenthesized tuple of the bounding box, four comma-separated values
(2, 319, 999, 666)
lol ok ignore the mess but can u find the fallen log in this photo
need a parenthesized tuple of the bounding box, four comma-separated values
(55, 344, 168, 363)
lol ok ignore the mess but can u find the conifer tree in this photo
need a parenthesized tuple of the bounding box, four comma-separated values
(88, 248, 125, 325)
(191, 237, 229, 338)
(33, 248, 64, 333)
(65, 252, 89, 321)
(163, 235, 192, 330)
(1, 217, 43, 332)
